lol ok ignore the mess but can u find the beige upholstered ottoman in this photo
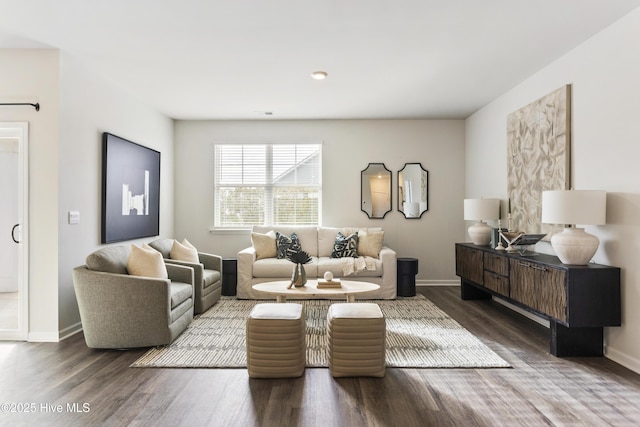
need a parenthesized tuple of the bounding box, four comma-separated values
(246, 303, 306, 378)
(326, 303, 386, 378)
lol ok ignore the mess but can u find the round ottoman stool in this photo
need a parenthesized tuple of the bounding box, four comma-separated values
(326, 303, 386, 378)
(246, 303, 306, 378)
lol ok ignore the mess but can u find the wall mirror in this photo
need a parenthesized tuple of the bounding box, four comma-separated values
(398, 163, 428, 218)
(361, 163, 392, 219)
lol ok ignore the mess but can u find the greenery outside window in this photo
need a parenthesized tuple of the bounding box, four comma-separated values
(214, 143, 322, 228)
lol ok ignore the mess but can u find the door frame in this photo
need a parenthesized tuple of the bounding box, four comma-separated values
(0, 122, 29, 341)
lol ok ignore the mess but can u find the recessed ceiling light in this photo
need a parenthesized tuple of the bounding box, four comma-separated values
(311, 71, 328, 80)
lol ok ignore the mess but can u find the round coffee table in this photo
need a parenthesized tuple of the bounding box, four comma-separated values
(252, 279, 380, 303)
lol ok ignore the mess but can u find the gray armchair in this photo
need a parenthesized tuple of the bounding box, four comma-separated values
(72, 245, 194, 349)
(148, 238, 222, 314)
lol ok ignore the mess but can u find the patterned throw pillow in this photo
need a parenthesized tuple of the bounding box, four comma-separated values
(275, 232, 302, 259)
(331, 232, 359, 258)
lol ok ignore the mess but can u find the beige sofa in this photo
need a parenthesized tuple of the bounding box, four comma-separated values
(237, 226, 397, 299)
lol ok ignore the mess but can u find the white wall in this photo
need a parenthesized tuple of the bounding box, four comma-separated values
(0, 49, 60, 340)
(465, 8, 640, 372)
(58, 53, 174, 337)
(0, 49, 174, 340)
(174, 119, 465, 282)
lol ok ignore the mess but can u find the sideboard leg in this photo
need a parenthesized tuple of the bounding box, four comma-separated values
(550, 321, 604, 357)
(460, 280, 491, 300)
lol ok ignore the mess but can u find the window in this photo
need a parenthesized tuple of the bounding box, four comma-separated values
(214, 143, 322, 228)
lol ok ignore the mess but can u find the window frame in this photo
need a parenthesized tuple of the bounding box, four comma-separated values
(212, 142, 322, 231)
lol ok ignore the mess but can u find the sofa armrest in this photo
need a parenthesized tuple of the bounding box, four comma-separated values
(237, 246, 257, 297)
(379, 246, 397, 297)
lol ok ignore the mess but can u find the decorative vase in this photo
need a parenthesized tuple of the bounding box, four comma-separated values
(292, 263, 307, 287)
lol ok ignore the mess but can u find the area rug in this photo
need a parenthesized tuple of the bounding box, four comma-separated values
(131, 295, 510, 369)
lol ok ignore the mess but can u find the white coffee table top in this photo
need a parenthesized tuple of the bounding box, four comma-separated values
(252, 279, 380, 303)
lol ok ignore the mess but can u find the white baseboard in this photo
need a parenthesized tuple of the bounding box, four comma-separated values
(28, 331, 60, 342)
(59, 322, 83, 341)
(604, 346, 640, 375)
(416, 280, 459, 287)
(27, 322, 82, 342)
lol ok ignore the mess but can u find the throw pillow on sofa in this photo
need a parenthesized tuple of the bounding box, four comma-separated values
(275, 232, 302, 259)
(331, 232, 359, 258)
(357, 230, 384, 258)
(171, 239, 200, 263)
(251, 230, 277, 259)
(127, 244, 168, 278)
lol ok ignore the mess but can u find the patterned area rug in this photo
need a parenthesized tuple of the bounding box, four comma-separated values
(131, 295, 510, 369)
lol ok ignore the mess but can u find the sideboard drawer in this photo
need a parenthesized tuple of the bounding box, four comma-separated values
(484, 252, 509, 276)
(483, 270, 509, 296)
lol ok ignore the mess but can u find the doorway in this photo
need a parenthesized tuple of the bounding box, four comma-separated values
(0, 123, 29, 340)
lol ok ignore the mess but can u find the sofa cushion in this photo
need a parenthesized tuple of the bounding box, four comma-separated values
(86, 245, 131, 274)
(127, 244, 168, 279)
(331, 232, 359, 258)
(171, 239, 199, 263)
(251, 230, 277, 260)
(253, 258, 319, 278)
(358, 230, 385, 258)
(275, 232, 302, 259)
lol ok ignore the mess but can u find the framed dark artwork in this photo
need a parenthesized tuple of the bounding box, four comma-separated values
(101, 132, 161, 243)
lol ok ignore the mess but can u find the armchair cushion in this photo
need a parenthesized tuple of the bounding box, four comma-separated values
(127, 244, 168, 279)
(171, 239, 199, 263)
(203, 269, 222, 288)
(171, 282, 194, 308)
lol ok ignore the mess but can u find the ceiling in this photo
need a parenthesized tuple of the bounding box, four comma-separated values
(1, 1, 639, 120)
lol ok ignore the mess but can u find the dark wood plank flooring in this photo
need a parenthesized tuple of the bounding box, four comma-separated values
(2, 286, 640, 426)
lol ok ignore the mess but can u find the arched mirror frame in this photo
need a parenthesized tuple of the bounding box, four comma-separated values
(397, 162, 429, 219)
(361, 163, 392, 219)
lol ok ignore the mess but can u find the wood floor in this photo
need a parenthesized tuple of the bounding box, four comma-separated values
(2, 286, 640, 427)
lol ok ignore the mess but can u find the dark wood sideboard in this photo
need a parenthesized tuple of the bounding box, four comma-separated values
(455, 243, 621, 357)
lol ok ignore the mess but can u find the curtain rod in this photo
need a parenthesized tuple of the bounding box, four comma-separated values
(0, 102, 40, 111)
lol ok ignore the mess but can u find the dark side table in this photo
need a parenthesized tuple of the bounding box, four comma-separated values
(222, 258, 237, 296)
(397, 257, 418, 297)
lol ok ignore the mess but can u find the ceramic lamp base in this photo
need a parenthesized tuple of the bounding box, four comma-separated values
(551, 227, 600, 265)
(468, 221, 492, 246)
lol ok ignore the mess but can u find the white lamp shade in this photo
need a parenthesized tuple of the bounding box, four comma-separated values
(464, 198, 500, 221)
(541, 190, 606, 225)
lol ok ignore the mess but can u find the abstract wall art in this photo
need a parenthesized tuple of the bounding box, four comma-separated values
(506, 85, 571, 235)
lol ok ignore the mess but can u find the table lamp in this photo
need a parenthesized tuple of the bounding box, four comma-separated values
(541, 190, 606, 265)
(464, 198, 500, 245)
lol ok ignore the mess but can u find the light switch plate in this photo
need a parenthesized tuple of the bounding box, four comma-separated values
(68, 211, 80, 225)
